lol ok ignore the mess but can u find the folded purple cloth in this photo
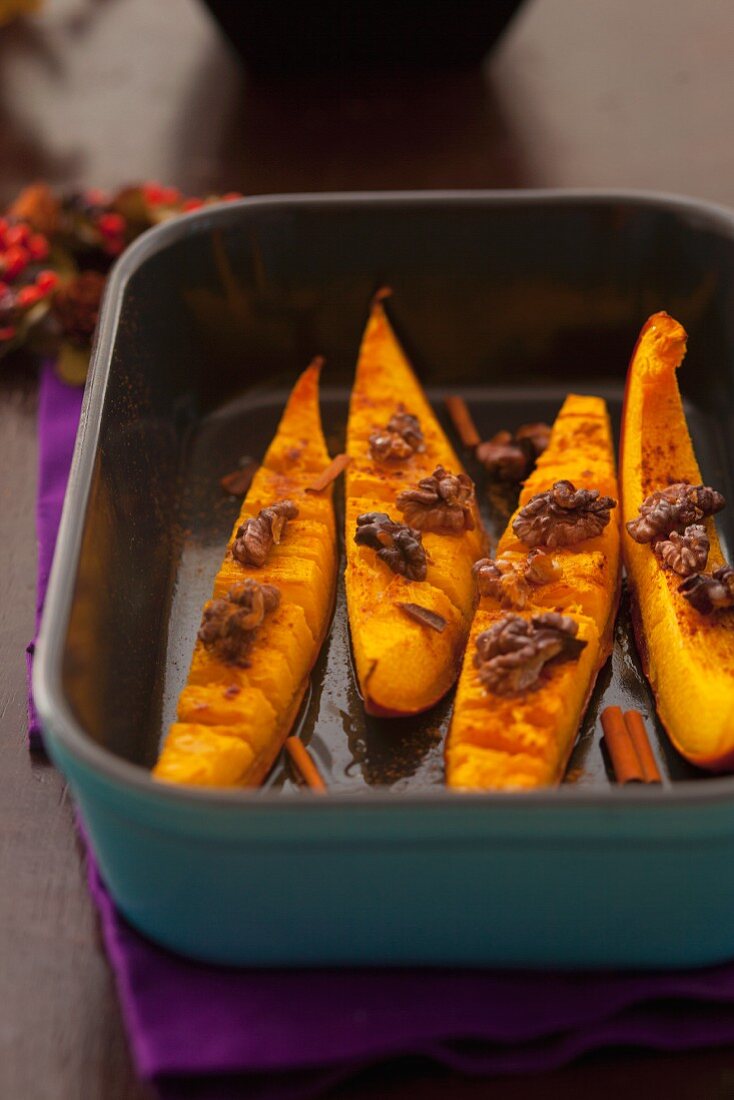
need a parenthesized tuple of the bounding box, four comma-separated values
(27, 361, 84, 751)
(29, 361, 734, 1098)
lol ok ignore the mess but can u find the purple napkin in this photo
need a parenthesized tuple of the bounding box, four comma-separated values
(30, 361, 734, 1098)
(27, 360, 84, 751)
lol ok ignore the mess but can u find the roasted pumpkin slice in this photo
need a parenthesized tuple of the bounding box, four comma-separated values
(345, 296, 486, 717)
(154, 360, 337, 787)
(505, 393, 621, 635)
(446, 393, 621, 790)
(620, 312, 734, 770)
(448, 609, 601, 789)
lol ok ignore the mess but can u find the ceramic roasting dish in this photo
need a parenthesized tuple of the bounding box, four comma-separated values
(34, 191, 734, 968)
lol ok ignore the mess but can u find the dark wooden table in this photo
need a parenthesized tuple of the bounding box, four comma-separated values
(4, 1, 734, 1096)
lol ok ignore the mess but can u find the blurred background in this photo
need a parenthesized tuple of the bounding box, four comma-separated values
(0, 0, 732, 205)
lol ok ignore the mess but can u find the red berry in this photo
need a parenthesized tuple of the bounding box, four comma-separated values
(98, 212, 125, 237)
(5, 223, 30, 247)
(157, 186, 180, 206)
(27, 233, 50, 260)
(2, 245, 29, 279)
(0, 325, 17, 341)
(181, 197, 204, 212)
(36, 269, 60, 293)
(142, 181, 166, 205)
(222, 191, 243, 202)
(17, 284, 44, 308)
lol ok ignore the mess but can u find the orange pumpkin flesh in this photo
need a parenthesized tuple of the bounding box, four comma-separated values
(620, 312, 734, 771)
(345, 299, 487, 717)
(446, 394, 621, 790)
(153, 361, 337, 787)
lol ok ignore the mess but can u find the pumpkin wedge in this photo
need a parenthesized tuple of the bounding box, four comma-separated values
(154, 360, 337, 787)
(620, 312, 734, 770)
(446, 394, 621, 790)
(345, 297, 486, 717)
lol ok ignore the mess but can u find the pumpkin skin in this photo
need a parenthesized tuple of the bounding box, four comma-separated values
(620, 311, 734, 771)
(153, 361, 337, 787)
(446, 393, 621, 790)
(345, 299, 486, 717)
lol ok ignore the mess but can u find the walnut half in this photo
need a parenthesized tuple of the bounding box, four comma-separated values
(654, 524, 710, 576)
(232, 500, 299, 566)
(368, 405, 425, 461)
(354, 511, 427, 581)
(472, 550, 560, 610)
(198, 579, 281, 665)
(626, 482, 725, 544)
(512, 480, 616, 548)
(476, 422, 551, 482)
(474, 611, 587, 695)
(396, 466, 476, 532)
(476, 431, 530, 482)
(679, 564, 734, 614)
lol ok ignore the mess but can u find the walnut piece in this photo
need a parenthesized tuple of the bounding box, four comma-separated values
(626, 483, 725, 544)
(515, 422, 552, 457)
(476, 431, 531, 481)
(654, 524, 710, 576)
(474, 612, 587, 695)
(368, 405, 425, 461)
(368, 429, 414, 461)
(473, 558, 526, 608)
(679, 564, 734, 615)
(220, 458, 258, 497)
(386, 407, 424, 450)
(198, 579, 281, 665)
(232, 500, 298, 566)
(476, 422, 551, 482)
(395, 466, 476, 532)
(354, 511, 427, 581)
(512, 480, 616, 548)
(524, 547, 562, 585)
(472, 550, 560, 609)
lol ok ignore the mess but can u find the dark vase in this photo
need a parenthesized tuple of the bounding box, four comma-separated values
(202, 0, 524, 74)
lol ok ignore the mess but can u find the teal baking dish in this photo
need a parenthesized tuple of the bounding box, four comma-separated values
(34, 190, 734, 968)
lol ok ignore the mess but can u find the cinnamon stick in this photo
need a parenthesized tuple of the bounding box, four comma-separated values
(305, 453, 350, 493)
(600, 705, 644, 784)
(623, 709, 663, 784)
(445, 396, 481, 450)
(285, 737, 327, 793)
(397, 602, 447, 633)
